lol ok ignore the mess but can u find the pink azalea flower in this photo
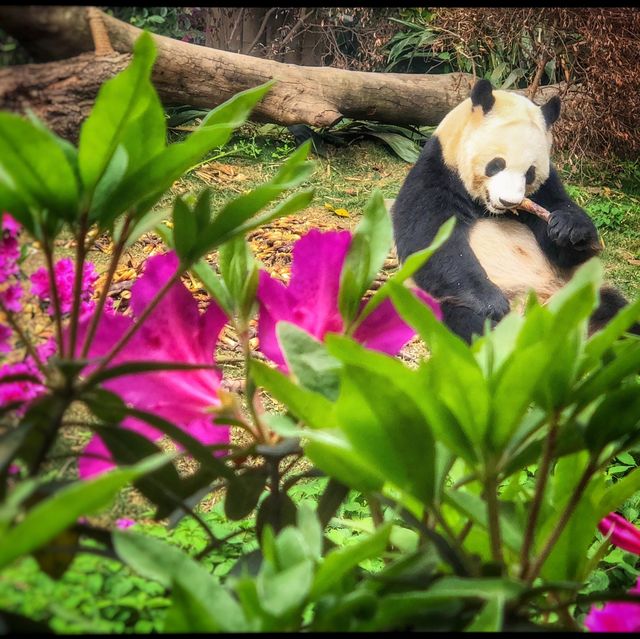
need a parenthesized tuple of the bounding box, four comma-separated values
(0, 323, 11, 354)
(0, 283, 23, 313)
(585, 577, 640, 632)
(0, 214, 20, 285)
(0, 360, 45, 409)
(30, 258, 98, 316)
(598, 512, 640, 555)
(2, 213, 21, 238)
(256, 229, 442, 370)
(115, 518, 136, 529)
(77, 251, 230, 478)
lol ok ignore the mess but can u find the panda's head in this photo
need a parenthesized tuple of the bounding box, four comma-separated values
(436, 79, 561, 214)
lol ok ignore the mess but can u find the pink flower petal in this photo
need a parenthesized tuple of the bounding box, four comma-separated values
(598, 512, 640, 554)
(0, 323, 11, 353)
(257, 272, 295, 370)
(79, 418, 163, 479)
(286, 229, 350, 338)
(77, 251, 230, 476)
(353, 288, 441, 355)
(585, 577, 640, 632)
(130, 251, 182, 318)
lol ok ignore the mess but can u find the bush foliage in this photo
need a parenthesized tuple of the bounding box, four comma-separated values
(1, 32, 640, 633)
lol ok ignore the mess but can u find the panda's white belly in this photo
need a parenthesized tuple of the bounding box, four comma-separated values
(469, 218, 570, 308)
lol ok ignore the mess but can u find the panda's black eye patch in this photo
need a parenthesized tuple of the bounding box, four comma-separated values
(485, 157, 506, 177)
(525, 165, 536, 184)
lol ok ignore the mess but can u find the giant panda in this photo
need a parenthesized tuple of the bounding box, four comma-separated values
(392, 79, 636, 343)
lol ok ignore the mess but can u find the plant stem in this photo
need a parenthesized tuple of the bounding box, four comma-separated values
(525, 459, 597, 584)
(80, 215, 132, 359)
(519, 413, 560, 579)
(68, 213, 88, 358)
(42, 236, 65, 358)
(0, 299, 45, 373)
(238, 321, 269, 443)
(485, 473, 504, 565)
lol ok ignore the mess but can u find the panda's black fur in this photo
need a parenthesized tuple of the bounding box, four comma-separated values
(392, 80, 637, 342)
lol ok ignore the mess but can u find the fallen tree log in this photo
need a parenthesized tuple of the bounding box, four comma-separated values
(0, 53, 130, 143)
(0, 5, 578, 135)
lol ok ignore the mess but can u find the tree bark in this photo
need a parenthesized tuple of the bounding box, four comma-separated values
(0, 5, 577, 131)
(0, 52, 130, 143)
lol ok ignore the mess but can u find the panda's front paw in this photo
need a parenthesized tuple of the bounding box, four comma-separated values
(476, 287, 510, 323)
(486, 289, 510, 322)
(547, 209, 598, 250)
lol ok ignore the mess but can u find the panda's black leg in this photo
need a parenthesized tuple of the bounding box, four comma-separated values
(589, 287, 640, 336)
(440, 302, 493, 344)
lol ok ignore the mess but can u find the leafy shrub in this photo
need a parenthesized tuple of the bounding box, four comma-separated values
(2, 30, 640, 634)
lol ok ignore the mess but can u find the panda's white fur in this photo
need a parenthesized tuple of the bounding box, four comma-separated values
(468, 218, 572, 309)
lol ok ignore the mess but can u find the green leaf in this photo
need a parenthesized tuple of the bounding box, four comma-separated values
(172, 196, 198, 260)
(124, 407, 233, 481)
(224, 468, 269, 520)
(339, 190, 393, 326)
(428, 576, 522, 601)
(257, 557, 314, 618)
(598, 467, 640, 516)
(90, 145, 130, 219)
(190, 143, 314, 261)
(190, 258, 233, 317)
(547, 258, 602, 318)
(296, 505, 323, 562)
(83, 387, 127, 422)
(0, 181, 35, 236)
(326, 334, 477, 464)
(219, 236, 253, 302)
(277, 323, 342, 401)
(466, 596, 504, 631)
(104, 81, 274, 221)
(353, 215, 455, 327)
(256, 493, 297, 540)
(113, 531, 248, 632)
(583, 384, 640, 452)
(488, 342, 552, 451)
(575, 340, 640, 405)
(582, 296, 640, 373)
(311, 523, 392, 598)
(364, 131, 421, 163)
(336, 363, 436, 504)
(443, 490, 523, 553)
(0, 454, 170, 569)
(218, 234, 259, 319)
(92, 425, 186, 519)
(79, 31, 162, 197)
(0, 112, 79, 225)
(389, 283, 490, 449)
(250, 359, 338, 429)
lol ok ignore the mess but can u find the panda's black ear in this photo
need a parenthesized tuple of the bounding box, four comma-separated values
(541, 96, 561, 128)
(470, 79, 495, 114)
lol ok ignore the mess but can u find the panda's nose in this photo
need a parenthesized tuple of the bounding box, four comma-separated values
(499, 198, 522, 208)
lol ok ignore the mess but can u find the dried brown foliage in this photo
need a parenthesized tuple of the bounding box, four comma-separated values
(431, 7, 640, 161)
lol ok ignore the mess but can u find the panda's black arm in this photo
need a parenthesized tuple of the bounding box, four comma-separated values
(524, 165, 600, 268)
